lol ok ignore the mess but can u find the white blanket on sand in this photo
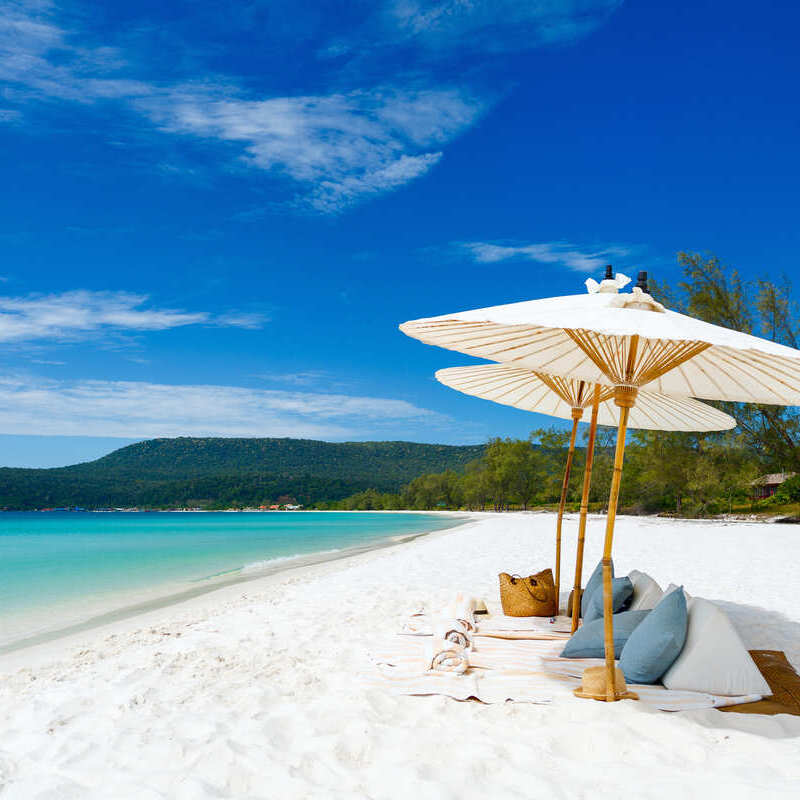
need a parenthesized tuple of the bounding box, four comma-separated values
(368, 635, 763, 711)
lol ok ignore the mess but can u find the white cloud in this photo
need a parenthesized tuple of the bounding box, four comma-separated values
(0, 376, 443, 438)
(0, 1, 621, 213)
(140, 87, 481, 212)
(0, 3, 481, 210)
(462, 241, 632, 273)
(382, 0, 622, 52)
(0, 290, 265, 343)
(0, 1, 150, 103)
(212, 311, 269, 329)
(257, 371, 331, 387)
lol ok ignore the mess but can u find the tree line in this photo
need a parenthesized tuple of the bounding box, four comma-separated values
(0, 439, 485, 510)
(321, 254, 800, 517)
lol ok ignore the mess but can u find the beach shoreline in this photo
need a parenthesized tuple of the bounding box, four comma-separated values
(0, 510, 474, 667)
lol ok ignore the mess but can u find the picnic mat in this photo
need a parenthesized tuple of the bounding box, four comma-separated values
(719, 650, 800, 716)
(367, 635, 762, 711)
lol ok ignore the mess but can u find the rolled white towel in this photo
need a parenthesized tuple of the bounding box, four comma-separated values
(425, 638, 469, 674)
(433, 619, 472, 649)
(443, 592, 478, 632)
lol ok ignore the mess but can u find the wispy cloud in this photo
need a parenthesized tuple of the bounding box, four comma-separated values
(0, 290, 266, 344)
(0, 3, 481, 211)
(257, 371, 332, 387)
(0, 376, 444, 438)
(0, 1, 150, 103)
(212, 311, 269, 329)
(462, 241, 633, 273)
(1, 1, 621, 212)
(140, 87, 483, 212)
(380, 0, 622, 53)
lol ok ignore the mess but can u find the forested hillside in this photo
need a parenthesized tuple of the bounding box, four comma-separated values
(0, 438, 485, 510)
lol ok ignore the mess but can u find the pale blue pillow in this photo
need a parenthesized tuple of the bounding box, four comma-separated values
(560, 609, 650, 659)
(619, 586, 688, 684)
(584, 576, 633, 625)
(581, 559, 613, 618)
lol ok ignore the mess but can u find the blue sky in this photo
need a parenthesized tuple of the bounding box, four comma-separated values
(0, 0, 798, 466)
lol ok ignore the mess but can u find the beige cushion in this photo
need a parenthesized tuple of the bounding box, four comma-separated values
(628, 570, 664, 611)
(662, 598, 770, 696)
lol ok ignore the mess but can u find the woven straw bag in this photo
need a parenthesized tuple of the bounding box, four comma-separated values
(499, 569, 557, 617)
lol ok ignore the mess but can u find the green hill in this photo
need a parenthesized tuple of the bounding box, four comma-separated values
(0, 438, 486, 510)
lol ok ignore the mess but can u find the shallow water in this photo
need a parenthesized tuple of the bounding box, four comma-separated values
(0, 511, 461, 649)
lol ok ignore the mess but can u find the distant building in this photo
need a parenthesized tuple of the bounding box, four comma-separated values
(751, 472, 796, 499)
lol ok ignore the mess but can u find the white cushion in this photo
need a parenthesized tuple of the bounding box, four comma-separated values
(665, 583, 692, 601)
(627, 570, 664, 611)
(662, 598, 770, 696)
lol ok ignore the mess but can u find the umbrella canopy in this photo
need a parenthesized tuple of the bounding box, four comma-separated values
(401, 278, 800, 405)
(435, 365, 737, 432)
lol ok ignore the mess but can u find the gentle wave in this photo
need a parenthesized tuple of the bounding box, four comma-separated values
(239, 548, 343, 574)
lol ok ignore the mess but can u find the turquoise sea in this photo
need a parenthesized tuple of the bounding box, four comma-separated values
(0, 511, 463, 652)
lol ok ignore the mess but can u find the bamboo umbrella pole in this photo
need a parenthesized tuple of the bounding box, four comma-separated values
(571, 385, 601, 633)
(601, 388, 636, 700)
(555, 408, 582, 606)
(599, 334, 641, 701)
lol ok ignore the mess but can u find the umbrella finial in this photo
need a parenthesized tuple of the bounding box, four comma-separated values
(586, 264, 628, 294)
(610, 270, 665, 312)
(587, 265, 631, 294)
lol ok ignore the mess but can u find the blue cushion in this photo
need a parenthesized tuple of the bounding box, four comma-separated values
(583, 576, 633, 625)
(560, 610, 650, 659)
(581, 559, 613, 617)
(619, 587, 688, 684)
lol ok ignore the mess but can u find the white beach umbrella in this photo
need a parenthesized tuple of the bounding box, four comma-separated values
(401, 269, 800, 702)
(435, 364, 737, 433)
(436, 364, 736, 633)
(401, 273, 800, 406)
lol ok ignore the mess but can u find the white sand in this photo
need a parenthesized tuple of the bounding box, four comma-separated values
(1, 512, 800, 799)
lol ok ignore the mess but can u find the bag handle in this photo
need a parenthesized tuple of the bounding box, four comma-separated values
(509, 573, 548, 603)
